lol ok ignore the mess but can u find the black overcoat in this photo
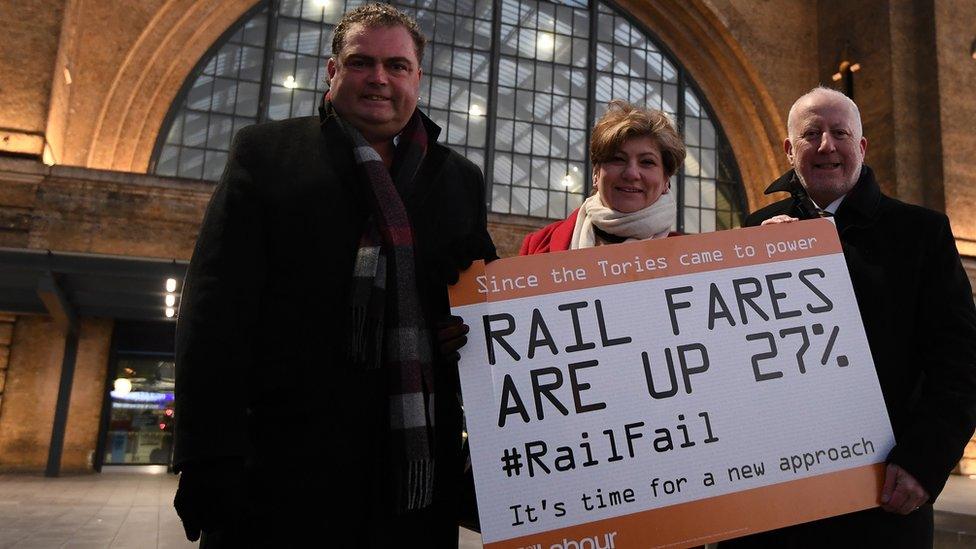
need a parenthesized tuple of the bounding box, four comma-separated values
(173, 110, 495, 546)
(724, 165, 976, 548)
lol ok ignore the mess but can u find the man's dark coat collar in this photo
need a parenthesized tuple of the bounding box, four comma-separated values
(317, 99, 443, 144)
(764, 165, 882, 227)
(317, 100, 448, 210)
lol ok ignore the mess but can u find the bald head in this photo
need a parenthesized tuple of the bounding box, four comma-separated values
(787, 87, 863, 142)
(783, 86, 868, 206)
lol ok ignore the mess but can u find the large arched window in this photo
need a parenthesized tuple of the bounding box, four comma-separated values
(151, 0, 745, 232)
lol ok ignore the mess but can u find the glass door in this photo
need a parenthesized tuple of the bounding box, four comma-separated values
(103, 356, 175, 465)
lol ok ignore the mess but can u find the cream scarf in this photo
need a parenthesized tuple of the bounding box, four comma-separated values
(569, 190, 676, 249)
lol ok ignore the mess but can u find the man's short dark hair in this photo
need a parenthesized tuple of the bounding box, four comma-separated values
(331, 3, 428, 64)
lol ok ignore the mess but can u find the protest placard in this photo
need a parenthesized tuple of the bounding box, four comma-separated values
(450, 218, 895, 549)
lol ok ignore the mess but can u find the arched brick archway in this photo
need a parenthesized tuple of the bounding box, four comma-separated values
(86, 0, 782, 211)
(85, 0, 259, 174)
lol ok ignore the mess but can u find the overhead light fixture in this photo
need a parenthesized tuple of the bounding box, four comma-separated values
(314, 0, 329, 6)
(165, 307, 175, 318)
(283, 75, 299, 89)
(537, 32, 554, 51)
(166, 278, 177, 292)
(561, 174, 573, 187)
(469, 104, 484, 117)
(165, 294, 176, 307)
(113, 378, 132, 396)
(849, 63, 861, 73)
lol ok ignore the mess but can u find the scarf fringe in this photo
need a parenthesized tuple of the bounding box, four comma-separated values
(396, 459, 435, 511)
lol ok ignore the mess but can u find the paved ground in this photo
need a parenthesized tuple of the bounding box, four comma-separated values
(0, 468, 482, 548)
(0, 469, 191, 548)
(1, 470, 975, 547)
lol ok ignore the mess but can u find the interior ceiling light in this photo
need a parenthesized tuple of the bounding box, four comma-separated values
(113, 378, 132, 396)
(537, 32, 554, 51)
(166, 278, 177, 292)
(165, 294, 176, 307)
(283, 75, 299, 89)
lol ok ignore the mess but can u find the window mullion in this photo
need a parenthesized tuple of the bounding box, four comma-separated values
(583, 0, 598, 197)
(257, 0, 280, 124)
(484, 0, 504, 210)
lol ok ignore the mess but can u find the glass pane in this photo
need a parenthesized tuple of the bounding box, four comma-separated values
(243, 14, 268, 46)
(183, 112, 209, 147)
(497, 86, 515, 118)
(683, 177, 700, 207)
(447, 112, 467, 144)
(549, 190, 567, 219)
(513, 154, 531, 185)
(496, 119, 514, 151)
(177, 147, 204, 179)
(700, 209, 716, 233)
(492, 184, 511, 213)
(295, 54, 319, 90)
(684, 207, 700, 233)
(211, 78, 238, 114)
(272, 51, 297, 89)
(239, 46, 265, 82)
(156, 145, 179, 177)
(276, 19, 300, 51)
(187, 76, 214, 110)
(165, 115, 184, 145)
(204, 150, 229, 181)
(267, 85, 293, 121)
(207, 114, 234, 150)
(235, 82, 260, 117)
(451, 80, 471, 112)
(701, 179, 717, 209)
(296, 22, 321, 55)
(469, 114, 486, 147)
(530, 188, 547, 217)
(511, 186, 529, 215)
(212, 43, 241, 78)
(292, 89, 316, 117)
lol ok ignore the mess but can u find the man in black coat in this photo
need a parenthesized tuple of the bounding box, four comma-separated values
(172, 4, 495, 547)
(723, 86, 976, 547)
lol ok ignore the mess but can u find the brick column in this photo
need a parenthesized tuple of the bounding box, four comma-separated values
(0, 314, 15, 422)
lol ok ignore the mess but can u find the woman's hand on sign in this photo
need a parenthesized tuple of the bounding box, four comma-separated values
(761, 214, 800, 226)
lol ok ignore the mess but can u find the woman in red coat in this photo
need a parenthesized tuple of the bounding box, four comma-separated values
(520, 100, 686, 254)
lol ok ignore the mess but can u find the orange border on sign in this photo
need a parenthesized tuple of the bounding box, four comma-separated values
(485, 463, 883, 549)
(451, 219, 841, 307)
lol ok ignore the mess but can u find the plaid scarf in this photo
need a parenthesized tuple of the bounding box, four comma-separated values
(325, 102, 436, 512)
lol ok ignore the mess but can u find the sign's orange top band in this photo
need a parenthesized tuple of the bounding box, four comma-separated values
(450, 219, 841, 307)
